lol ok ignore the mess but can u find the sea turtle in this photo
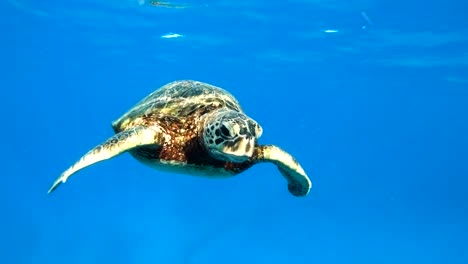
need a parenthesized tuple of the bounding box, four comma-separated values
(48, 80, 311, 196)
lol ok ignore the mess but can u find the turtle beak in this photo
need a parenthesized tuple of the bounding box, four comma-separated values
(220, 137, 255, 162)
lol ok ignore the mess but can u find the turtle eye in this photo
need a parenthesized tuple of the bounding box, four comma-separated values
(220, 124, 231, 137)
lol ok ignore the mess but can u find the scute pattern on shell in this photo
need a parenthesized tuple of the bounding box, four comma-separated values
(112, 80, 243, 131)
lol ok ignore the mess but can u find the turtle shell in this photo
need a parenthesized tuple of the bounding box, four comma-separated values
(112, 80, 243, 132)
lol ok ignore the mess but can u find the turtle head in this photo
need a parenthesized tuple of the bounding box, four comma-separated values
(202, 109, 263, 162)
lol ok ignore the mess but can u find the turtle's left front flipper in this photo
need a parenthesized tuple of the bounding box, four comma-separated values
(48, 125, 165, 194)
(253, 145, 311, 197)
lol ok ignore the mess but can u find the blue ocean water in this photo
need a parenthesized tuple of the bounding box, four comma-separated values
(3, 0, 468, 263)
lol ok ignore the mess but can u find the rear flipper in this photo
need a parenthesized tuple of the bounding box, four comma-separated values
(254, 145, 311, 197)
(48, 126, 164, 194)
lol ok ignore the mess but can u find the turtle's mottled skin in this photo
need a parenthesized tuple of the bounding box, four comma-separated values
(48, 80, 311, 196)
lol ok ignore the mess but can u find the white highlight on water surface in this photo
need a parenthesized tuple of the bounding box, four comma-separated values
(323, 29, 339, 33)
(161, 33, 184, 39)
(361, 11, 374, 30)
(361, 11, 374, 25)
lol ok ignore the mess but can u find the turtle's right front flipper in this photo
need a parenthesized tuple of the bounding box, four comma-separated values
(253, 145, 311, 197)
(48, 125, 166, 194)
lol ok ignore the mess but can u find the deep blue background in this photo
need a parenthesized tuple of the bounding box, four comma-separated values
(3, 0, 468, 263)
